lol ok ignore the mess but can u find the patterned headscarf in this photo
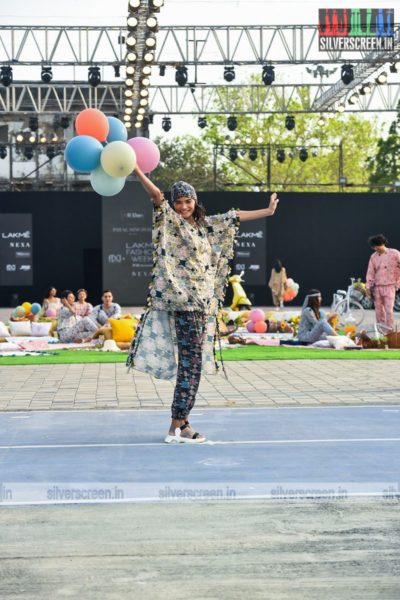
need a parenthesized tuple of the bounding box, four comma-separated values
(170, 180, 197, 203)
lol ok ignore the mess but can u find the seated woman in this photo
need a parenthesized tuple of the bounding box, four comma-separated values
(298, 289, 337, 344)
(57, 290, 98, 343)
(42, 286, 62, 316)
(74, 288, 93, 317)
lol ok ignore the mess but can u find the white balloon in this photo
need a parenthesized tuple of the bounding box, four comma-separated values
(101, 141, 136, 177)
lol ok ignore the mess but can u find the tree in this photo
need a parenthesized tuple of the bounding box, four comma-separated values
(367, 103, 400, 192)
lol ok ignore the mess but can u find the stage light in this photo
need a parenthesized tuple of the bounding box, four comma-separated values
(41, 66, 53, 83)
(256, 136, 263, 143)
(144, 52, 155, 63)
(40, 135, 47, 143)
(125, 107, 133, 115)
(141, 76, 150, 86)
(125, 78, 134, 87)
(0, 66, 13, 87)
(159, 65, 166, 76)
(140, 89, 149, 97)
(125, 99, 133, 107)
(123, 115, 131, 122)
(124, 88, 133, 97)
(142, 65, 152, 75)
(146, 14, 158, 30)
(285, 115, 295, 130)
(227, 116, 237, 131)
(162, 117, 171, 132)
(129, 0, 141, 7)
(375, 71, 387, 85)
(52, 134, 58, 142)
(359, 82, 372, 95)
(262, 65, 275, 86)
(126, 65, 135, 76)
(29, 116, 39, 132)
(127, 16, 138, 30)
(198, 116, 207, 129)
(276, 149, 285, 163)
(135, 122, 142, 129)
(46, 145, 56, 159)
(235, 137, 241, 144)
(245, 136, 251, 144)
(24, 146, 34, 160)
(317, 116, 325, 126)
(175, 65, 188, 87)
(136, 114, 144, 121)
(126, 52, 137, 63)
(0, 145, 7, 159)
(138, 107, 146, 114)
(390, 61, 400, 73)
(16, 133, 24, 143)
(150, 0, 164, 11)
(126, 35, 136, 48)
(337, 102, 345, 113)
(341, 64, 354, 85)
(29, 134, 36, 143)
(125, 122, 132, 129)
(223, 66, 235, 82)
(348, 93, 358, 105)
(299, 147, 308, 162)
(229, 146, 238, 161)
(139, 98, 148, 106)
(249, 148, 258, 161)
(88, 66, 101, 87)
(145, 33, 156, 48)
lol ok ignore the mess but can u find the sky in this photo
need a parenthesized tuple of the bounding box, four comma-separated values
(0, 0, 396, 144)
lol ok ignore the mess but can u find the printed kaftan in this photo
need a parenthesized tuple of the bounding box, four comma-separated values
(127, 200, 239, 379)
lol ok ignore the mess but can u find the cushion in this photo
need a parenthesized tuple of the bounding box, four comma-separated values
(31, 322, 53, 337)
(9, 321, 32, 336)
(109, 318, 136, 343)
(327, 335, 357, 350)
(0, 321, 10, 337)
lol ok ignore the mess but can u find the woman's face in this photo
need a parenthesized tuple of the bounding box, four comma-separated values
(67, 293, 75, 305)
(50, 288, 56, 297)
(78, 290, 87, 302)
(173, 196, 196, 220)
(316, 295, 322, 307)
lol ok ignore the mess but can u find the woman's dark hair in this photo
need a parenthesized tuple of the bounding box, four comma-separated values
(306, 288, 321, 320)
(369, 234, 388, 247)
(44, 286, 56, 299)
(77, 288, 87, 296)
(60, 289, 74, 300)
(274, 259, 283, 273)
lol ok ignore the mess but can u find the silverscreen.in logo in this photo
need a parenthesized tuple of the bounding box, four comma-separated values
(319, 8, 394, 51)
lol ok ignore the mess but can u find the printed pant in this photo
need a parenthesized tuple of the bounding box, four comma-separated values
(300, 320, 336, 344)
(58, 317, 98, 343)
(374, 285, 396, 330)
(171, 311, 207, 420)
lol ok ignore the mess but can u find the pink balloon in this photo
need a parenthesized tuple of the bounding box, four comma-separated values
(249, 309, 265, 322)
(286, 278, 294, 287)
(246, 320, 255, 333)
(127, 137, 160, 173)
(45, 309, 57, 318)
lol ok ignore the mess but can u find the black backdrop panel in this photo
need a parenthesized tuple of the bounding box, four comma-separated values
(0, 214, 33, 286)
(102, 182, 153, 305)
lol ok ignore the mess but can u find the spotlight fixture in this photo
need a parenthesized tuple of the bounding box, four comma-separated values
(125, 99, 133, 107)
(88, 66, 101, 87)
(341, 64, 354, 85)
(229, 146, 238, 161)
(60, 115, 70, 129)
(337, 102, 345, 113)
(276, 149, 285, 163)
(359, 82, 372, 95)
(125, 107, 133, 115)
(129, 0, 141, 7)
(114, 65, 121, 77)
(256, 136, 263, 143)
(159, 65, 166, 76)
(141, 76, 150, 87)
(41, 66, 53, 83)
(126, 35, 137, 47)
(46, 145, 56, 160)
(135, 122, 142, 129)
(162, 116, 171, 132)
(299, 147, 308, 162)
(348, 93, 358, 105)
(0, 66, 13, 87)
(29, 116, 39, 132)
(40, 135, 47, 143)
(146, 14, 158, 31)
(249, 148, 258, 161)
(127, 16, 138, 30)
(138, 108, 146, 115)
(285, 115, 295, 131)
(139, 98, 148, 107)
(144, 52, 155, 63)
(125, 78, 134, 87)
(198, 116, 207, 129)
(0, 145, 7, 159)
(24, 146, 34, 160)
(227, 115, 238, 131)
(136, 114, 144, 121)
(126, 52, 137, 63)
(124, 89, 133, 97)
(142, 65, 152, 76)
(150, 0, 164, 11)
(175, 65, 188, 87)
(223, 66, 235, 82)
(375, 71, 387, 85)
(16, 133, 24, 143)
(125, 122, 132, 129)
(245, 136, 251, 144)
(126, 65, 135, 76)
(145, 33, 156, 48)
(390, 61, 400, 73)
(123, 115, 131, 122)
(317, 116, 325, 126)
(140, 89, 149, 97)
(262, 65, 275, 86)
(52, 134, 58, 142)
(29, 134, 36, 143)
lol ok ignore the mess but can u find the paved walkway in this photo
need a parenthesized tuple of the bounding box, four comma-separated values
(1, 359, 400, 411)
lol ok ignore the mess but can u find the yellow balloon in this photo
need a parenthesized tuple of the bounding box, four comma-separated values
(22, 301, 32, 314)
(101, 141, 136, 177)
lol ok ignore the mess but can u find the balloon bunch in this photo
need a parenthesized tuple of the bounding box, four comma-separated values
(283, 278, 299, 303)
(64, 109, 160, 197)
(246, 309, 268, 333)
(12, 302, 41, 321)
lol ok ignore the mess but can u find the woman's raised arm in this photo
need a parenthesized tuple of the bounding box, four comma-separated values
(237, 192, 279, 222)
(134, 165, 164, 206)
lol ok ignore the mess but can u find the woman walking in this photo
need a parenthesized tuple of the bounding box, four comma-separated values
(127, 166, 279, 443)
(268, 259, 287, 307)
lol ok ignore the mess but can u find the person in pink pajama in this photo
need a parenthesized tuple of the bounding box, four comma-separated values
(366, 234, 400, 331)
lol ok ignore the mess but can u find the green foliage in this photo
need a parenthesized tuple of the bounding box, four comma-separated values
(367, 104, 400, 192)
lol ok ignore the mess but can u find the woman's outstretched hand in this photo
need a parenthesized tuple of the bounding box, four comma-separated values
(268, 192, 279, 215)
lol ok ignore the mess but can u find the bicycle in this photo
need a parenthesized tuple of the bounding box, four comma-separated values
(331, 278, 365, 327)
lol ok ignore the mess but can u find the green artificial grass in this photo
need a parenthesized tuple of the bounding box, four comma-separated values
(1, 346, 400, 366)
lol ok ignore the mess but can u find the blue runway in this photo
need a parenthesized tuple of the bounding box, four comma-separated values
(0, 406, 399, 504)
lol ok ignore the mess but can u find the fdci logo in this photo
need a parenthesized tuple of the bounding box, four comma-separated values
(319, 8, 395, 51)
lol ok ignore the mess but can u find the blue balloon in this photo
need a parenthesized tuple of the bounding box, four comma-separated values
(31, 303, 41, 315)
(90, 166, 125, 197)
(64, 135, 103, 172)
(107, 117, 128, 142)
